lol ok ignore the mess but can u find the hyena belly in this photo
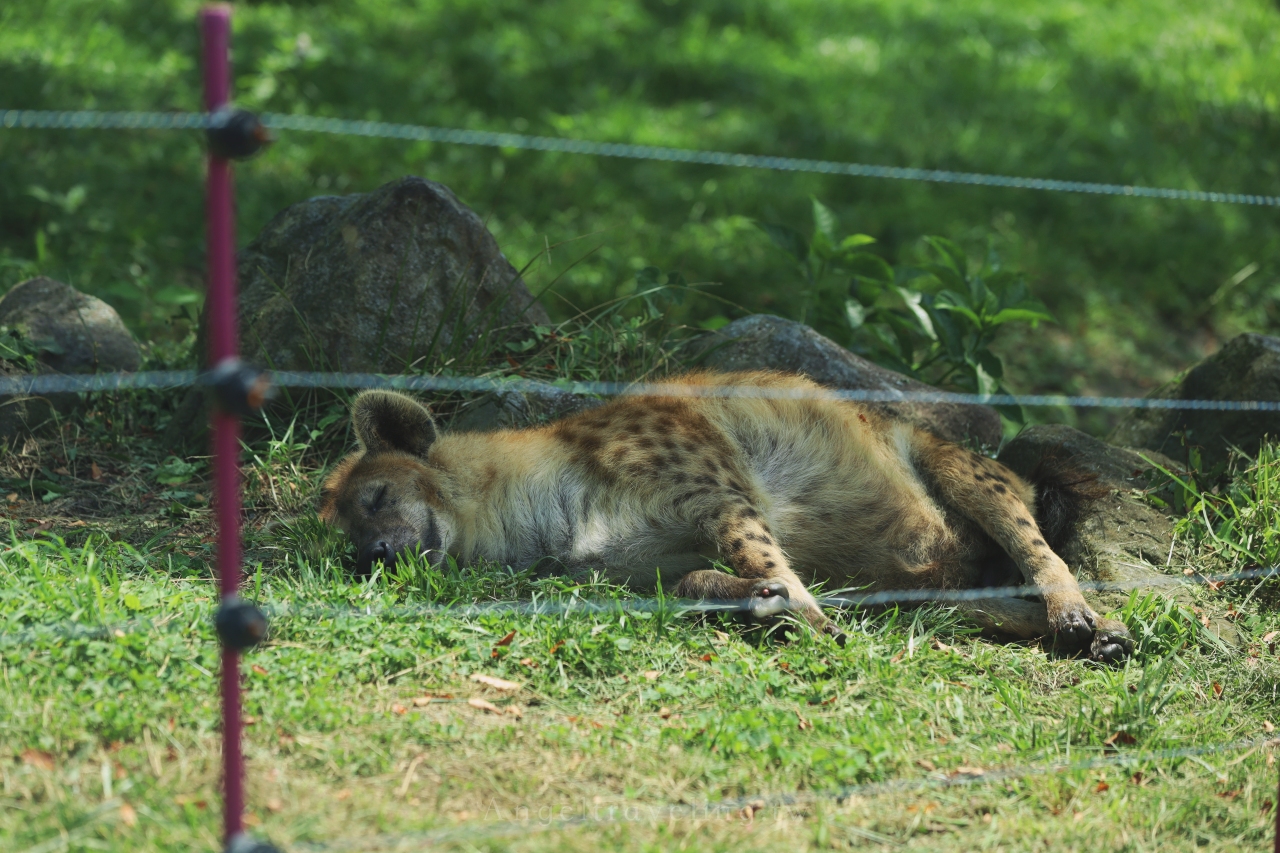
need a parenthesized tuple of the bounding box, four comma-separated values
(713, 401, 957, 590)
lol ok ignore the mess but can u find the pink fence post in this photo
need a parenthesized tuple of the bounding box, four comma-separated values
(200, 4, 246, 846)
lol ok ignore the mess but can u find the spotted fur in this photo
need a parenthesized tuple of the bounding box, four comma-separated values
(318, 371, 1131, 661)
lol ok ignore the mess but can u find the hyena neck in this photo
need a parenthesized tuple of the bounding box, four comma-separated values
(429, 432, 550, 566)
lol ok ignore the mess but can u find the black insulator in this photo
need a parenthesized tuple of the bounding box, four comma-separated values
(225, 833, 283, 853)
(206, 358, 273, 418)
(215, 597, 269, 651)
(207, 108, 273, 160)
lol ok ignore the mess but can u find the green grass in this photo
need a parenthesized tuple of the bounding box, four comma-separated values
(4, 0, 1280, 435)
(2, 413, 1279, 850)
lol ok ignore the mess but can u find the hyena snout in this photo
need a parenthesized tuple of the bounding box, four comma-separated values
(354, 522, 444, 575)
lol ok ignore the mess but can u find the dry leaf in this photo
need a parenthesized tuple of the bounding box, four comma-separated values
(713, 630, 731, 644)
(1199, 614, 1211, 628)
(930, 638, 952, 653)
(889, 651, 905, 664)
(470, 673, 521, 692)
(391, 704, 407, 715)
(119, 802, 137, 827)
(518, 658, 537, 667)
(503, 705, 524, 719)
(243, 716, 258, 726)
(1212, 682, 1223, 700)
(1264, 721, 1275, 734)
(1103, 731, 1137, 747)
(1206, 580, 1225, 591)
(952, 766, 985, 778)
(54, 467, 70, 476)
(336, 789, 352, 801)
(1218, 789, 1241, 800)
(643, 670, 660, 681)
(699, 653, 713, 662)
(411, 697, 434, 707)
(494, 630, 516, 647)
(1095, 781, 1110, 793)
(251, 664, 268, 675)
(5, 492, 17, 502)
(1130, 771, 1147, 786)
(916, 758, 937, 772)
(266, 798, 284, 813)
(21, 749, 55, 770)
(468, 697, 502, 715)
(740, 799, 765, 821)
(795, 710, 812, 731)
(549, 641, 565, 655)
(658, 707, 672, 719)
(90, 461, 102, 481)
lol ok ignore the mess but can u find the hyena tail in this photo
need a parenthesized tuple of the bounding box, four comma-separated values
(1024, 451, 1110, 555)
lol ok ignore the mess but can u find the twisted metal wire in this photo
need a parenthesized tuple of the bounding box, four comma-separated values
(3, 108, 1278, 206)
(297, 734, 1280, 850)
(3, 367, 1280, 414)
(3, 566, 1270, 648)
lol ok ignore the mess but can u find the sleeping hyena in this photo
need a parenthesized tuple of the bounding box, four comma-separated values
(318, 371, 1133, 662)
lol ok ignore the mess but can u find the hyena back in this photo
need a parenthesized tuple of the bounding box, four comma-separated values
(319, 370, 1132, 661)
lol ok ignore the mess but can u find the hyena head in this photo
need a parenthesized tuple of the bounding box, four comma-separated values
(318, 390, 452, 575)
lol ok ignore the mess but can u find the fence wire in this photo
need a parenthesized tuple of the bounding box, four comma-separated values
(3, 108, 1279, 207)
(3, 566, 1271, 649)
(297, 735, 1280, 851)
(4, 367, 1280, 414)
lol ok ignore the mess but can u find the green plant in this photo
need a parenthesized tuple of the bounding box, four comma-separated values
(759, 199, 1053, 418)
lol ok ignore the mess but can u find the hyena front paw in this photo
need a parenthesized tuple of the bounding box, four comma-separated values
(1046, 598, 1096, 654)
(1088, 617, 1133, 664)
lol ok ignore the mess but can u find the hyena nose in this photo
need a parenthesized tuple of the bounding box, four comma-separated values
(357, 540, 391, 575)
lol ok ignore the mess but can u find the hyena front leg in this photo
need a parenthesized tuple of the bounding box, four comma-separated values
(673, 497, 840, 641)
(910, 432, 1132, 662)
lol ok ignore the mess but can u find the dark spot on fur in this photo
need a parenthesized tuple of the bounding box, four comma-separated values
(728, 479, 745, 493)
(1032, 538, 1046, 547)
(662, 438, 679, 452)
(743, 532, 758, 542)
(695, 474, 716, 486)
(672, 472, 686, 485)
(1016, 518, 1031, 527)
(731, 538, 745, 553)
(764, 560, 776, 569)
(993, 484, 1008, 494)
(636, 436, 655, 450)
(759, 535, 774, 546)
(740, 507, 759, 519)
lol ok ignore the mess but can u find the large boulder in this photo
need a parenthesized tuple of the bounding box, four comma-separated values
(234, 176, 549, 373)
(450, 380, 603, 433)
(0, 277, 141, 443)
(1109, 333, 1280, 473)
(692, 314, 1003, 448)
(998, 424, 1235, 643)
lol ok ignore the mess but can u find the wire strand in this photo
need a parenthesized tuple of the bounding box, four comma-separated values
(296, 735, 1280, 851)
(4, 367, 1280, 414)
(3, 108, 1278, 206)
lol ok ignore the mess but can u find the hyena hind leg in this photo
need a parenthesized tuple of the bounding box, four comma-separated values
(957, 598, 1132, 663)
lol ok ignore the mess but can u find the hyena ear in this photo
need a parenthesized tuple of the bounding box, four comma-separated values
(351, 391, 438, 458)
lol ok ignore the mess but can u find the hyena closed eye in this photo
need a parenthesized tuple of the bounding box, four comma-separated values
(318, 371, 1133, 662)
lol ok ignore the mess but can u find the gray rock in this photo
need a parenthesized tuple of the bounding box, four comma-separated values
(1109, 333, 1280, 473)
(0, 276, 141, 374)
(998, 424, 1236, 644)
(692, 314, 1003, 449)
(0, 276, 141, 444)
(450, 381, 603, 432)
(235, 176, 549, 373)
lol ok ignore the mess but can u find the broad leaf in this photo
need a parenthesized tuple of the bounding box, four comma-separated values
(988, 307, 1055, 327)
(811, 197, 837, 242)
(925, 236, 968, 276)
